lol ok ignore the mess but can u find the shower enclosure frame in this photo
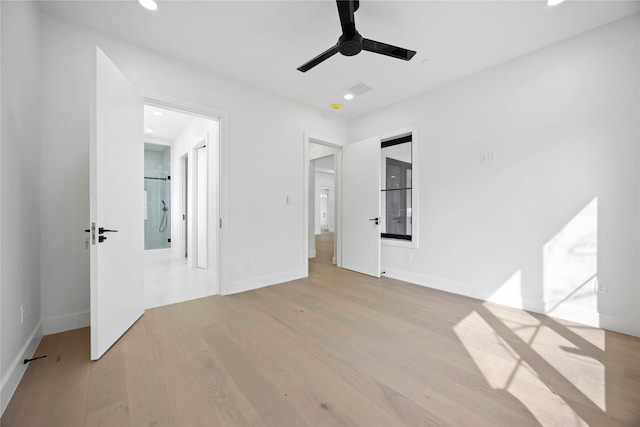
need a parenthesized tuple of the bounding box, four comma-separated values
(144, 142, 172, 250)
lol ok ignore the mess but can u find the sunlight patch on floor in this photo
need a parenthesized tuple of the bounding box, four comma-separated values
(454, 309, 605, 426)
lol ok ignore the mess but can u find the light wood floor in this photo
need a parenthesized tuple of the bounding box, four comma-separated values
(3, 232, 640, 426)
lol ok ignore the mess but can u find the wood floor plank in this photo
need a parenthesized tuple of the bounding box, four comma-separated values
(199, 323, 307, 427)
(120, 321, 175, 427)
(202, 295, 408, 426)
(84, 342, 131, 427)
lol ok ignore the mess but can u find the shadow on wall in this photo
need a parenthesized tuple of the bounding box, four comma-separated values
(487, 197, 599, 327)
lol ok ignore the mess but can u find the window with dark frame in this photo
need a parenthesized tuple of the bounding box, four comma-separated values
(381, 134, 412, 241)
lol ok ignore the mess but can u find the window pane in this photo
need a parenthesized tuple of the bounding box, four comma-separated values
(381, 189, 412, 237)
(381, 139, 412, 241)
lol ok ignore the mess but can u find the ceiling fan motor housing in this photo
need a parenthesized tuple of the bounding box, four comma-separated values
(339, 32, 363, 56)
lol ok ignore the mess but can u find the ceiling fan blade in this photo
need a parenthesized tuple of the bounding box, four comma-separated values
(297, 44, 340, 72)
(336, 0, 357, 36)
(362, 38, 417, 61)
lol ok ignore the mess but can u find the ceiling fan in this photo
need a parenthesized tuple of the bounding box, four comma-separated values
(297, 0, 417, 73)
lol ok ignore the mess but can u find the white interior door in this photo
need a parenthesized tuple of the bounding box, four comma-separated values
(342, 137, 381, 277)
(90, 47, 144, 360)
(196, 144, 208, 269)
(182, 155, 189, 258)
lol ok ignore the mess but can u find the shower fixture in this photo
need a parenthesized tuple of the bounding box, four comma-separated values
(159, 200, 168, 233)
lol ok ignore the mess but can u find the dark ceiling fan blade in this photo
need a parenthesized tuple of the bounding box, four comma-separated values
(336, 0, 357, 36)
(297, 44, 340, 72)
(362, 38, 417, 61)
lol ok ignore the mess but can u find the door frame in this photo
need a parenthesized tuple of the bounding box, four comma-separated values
(144, 94, 229, 295)
(303, 133, 344, 275)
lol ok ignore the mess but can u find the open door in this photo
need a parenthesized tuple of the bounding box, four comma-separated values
(342, 137, 381, 277)
(89, 47, 144, 360)
(196, 144, 208, 269)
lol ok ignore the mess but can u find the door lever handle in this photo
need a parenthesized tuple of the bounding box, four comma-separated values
(368, 217, 379, 225)
(98, 228, 118, 234)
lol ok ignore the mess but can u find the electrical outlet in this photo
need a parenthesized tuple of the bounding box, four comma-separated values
(245, 258, 252, 269)
(595, 278, 607, 294)
(480, 152, 488, 163)
(20, 305, 25, 324)
(405, 252, 413, 262)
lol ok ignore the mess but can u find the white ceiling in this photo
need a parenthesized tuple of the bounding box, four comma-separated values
(40, 0, 640, 119)
(144, 105, 195, 141)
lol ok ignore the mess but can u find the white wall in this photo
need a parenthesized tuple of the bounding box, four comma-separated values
(38, 13, 348, 331)
(349, 15, 640, 336)
(0, 1, 43, 413)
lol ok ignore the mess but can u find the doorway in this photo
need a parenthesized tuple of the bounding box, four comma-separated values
(143, 103, 220, 308)
(312, 155, 336, 263)
(305, 136, 343, 275)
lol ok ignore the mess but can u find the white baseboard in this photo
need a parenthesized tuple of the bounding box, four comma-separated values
(599, 313, 640, 337)
(546, 304, 601, 328)
(309, 249, 316, 258)
(383, 267, 482, 300)
(1, 321, 43, 416)
(42, 310, 89, 335)
(382, 267, 639, 338)
(383, 267, 549, 313)
(223, 268, 305, 295)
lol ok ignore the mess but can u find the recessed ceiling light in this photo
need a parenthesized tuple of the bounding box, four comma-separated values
(145, 128, 153, 134)
(344, 93, 354, 101)
(139, 0, 158, 11)
(153, 111, 163, 117)
(547, 0, 565, 6)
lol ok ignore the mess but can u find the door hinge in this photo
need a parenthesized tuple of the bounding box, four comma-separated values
(83, 223, 96, 245)
(219, 218, 222, 229)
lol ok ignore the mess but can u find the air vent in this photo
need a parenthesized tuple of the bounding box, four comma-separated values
(344, 81, 373, 97)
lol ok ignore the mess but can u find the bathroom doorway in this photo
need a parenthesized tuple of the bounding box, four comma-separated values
(143, 103, 220, 308)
